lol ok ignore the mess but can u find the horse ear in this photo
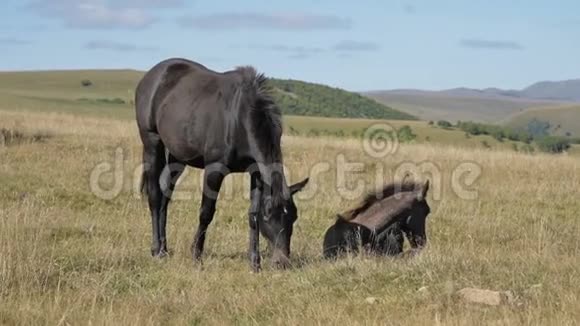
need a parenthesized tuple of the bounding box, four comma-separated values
(417, 180, 430, 201)
(290, 177, 309, 196)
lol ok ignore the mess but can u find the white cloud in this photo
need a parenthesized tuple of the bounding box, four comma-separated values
(29, 0, 181, 29)
(84, 40, 158, 52)
(460, 38, 524, 50)
(178, 12, 352, 30)
(332, 40, 380, 52)
(0, 38, 32, 45)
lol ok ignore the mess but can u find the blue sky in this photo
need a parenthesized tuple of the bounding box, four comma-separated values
(0, 0, 579, 91)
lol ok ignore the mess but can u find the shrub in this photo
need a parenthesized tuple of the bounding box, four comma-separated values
(288, 126, 300, 136)
(77, 97, 126, 105)
(397, 125, 416, 142)
(526, 118, 550, 137)
(98, 98, 125, 105)
(307, 129, 320, 137)
(457, 121, 533, 143)
(0, 128, 51, 146)
(437, 120, 453, 128)
(536, 136, 571, 154)
(506, 130, 533, 143)
(491, 128, 504, 142)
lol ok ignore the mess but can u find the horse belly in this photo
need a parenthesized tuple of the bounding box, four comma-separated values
(157, 112, 206, 165)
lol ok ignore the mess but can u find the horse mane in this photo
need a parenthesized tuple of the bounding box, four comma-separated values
(338, 181, 423, 221)
(236, 66, 286, 205)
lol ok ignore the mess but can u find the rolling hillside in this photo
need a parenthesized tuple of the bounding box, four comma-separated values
(0, 70, 414, 121)
(363, 91, 559, 123)
(0, 69, 550, 152)
(363, 78, 580, 123)
(504, 104, 580, 137)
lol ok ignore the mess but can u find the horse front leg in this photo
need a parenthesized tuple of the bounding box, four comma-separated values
(248, 173, 262, 272)
(192, 166, 225, 262)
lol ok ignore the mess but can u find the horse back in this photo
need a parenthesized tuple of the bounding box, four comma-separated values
(135, 58, 251, 166)
(135, 58, 214, 133)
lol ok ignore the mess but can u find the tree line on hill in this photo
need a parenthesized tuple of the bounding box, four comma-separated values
(268, 79, 417, 120)
(432, 119, 578, 154)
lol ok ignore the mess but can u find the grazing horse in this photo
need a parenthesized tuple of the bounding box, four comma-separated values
(135, 58, 309, 272)
(322, 180, 430, 259)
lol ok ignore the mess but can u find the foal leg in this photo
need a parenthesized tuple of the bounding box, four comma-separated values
(191, 166, 225, 261)
(248, 173, 262, 272)
(141, 133, 166, 257)
(157, 154, 185, 257)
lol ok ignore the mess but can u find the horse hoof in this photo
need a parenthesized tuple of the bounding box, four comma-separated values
(250, 262, 262, 273)
(151, 248, 170, 258)
(273, 257, 291, 270)
(192, 254, 204, 267)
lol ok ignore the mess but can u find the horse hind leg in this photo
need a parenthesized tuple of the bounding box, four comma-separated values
(157, 154, 185, 257)
(140, 132, 167, 257)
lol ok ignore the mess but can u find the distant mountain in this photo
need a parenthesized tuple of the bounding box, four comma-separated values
(363, 78, 580, 123)
(520, 79, 580, 101)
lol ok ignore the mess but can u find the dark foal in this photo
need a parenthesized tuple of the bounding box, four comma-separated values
(323, 180, 431, 259)
(135, 58, 309, 272)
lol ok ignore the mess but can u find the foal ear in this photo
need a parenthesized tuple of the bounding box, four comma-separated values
(290, 177, 309, 196)
(417, 180, 430, 201)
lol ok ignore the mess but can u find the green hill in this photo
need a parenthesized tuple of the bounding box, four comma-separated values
(269, 79, 416, 120)
(0, 70, 415, 121)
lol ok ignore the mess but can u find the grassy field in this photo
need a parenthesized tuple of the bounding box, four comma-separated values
(1, 69, 580, 324)
(2, 107, 580, 325)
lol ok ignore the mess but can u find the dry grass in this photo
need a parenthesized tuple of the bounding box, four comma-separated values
(1, 110, 580, 325)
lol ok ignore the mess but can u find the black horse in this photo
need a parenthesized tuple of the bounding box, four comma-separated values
(135, 58, 309, 272)
(322, 180, 430, 259)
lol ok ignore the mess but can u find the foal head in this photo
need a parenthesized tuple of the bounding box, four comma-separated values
(400, 181, 431, 249)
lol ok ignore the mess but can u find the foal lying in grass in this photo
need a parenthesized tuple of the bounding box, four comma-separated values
(322, 180, 431, 259)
